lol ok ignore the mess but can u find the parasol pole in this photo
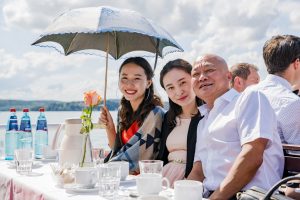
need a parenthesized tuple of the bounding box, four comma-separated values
(153, 39, 160, 71)
(104, 32, 109, 107)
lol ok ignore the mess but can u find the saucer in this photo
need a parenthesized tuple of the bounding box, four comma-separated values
(159, 188, 174, 199)
(36, 158, 57, 162)
(64, 184, 99, 193)
(138, 195, 169, 200)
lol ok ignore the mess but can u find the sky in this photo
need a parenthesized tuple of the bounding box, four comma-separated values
(0, 0, 300, 102)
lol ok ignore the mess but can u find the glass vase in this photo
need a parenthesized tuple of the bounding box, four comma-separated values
(80, 134, 93, 167)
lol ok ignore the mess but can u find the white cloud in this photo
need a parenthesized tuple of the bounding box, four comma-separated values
(191, 0, 279, 55)
(0, 48, 121, 101)
(1, 0, 300, 102)
(2, 0, 105, 31)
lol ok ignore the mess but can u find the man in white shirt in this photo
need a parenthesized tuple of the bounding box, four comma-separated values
(230, 63, 260, 92)
(255, 34, 300, 144)
(187, 54, 284, 199)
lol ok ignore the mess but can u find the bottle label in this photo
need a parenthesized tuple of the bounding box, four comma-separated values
(37, 120, 48, 131)
(8, 119, 18, 131)
(20, 120, 31, 132)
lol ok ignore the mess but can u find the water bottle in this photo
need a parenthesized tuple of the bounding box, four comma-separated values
(35, 107, 48, 158)
(19, 108, 33, 149)
(5, 108, 18, 160)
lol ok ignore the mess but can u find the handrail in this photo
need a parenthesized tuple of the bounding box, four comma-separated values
(283, 143, 300, 177)
(283, 144, 300, 152)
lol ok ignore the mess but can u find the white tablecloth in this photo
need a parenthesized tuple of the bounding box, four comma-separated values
(0, 160, 140, 200)
(0, 160, 182, 200)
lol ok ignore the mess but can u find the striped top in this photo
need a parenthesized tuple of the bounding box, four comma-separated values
(253, 74, 300, 144)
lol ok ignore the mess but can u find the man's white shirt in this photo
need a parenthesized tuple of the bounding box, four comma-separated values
(254, 74, 300, 144)
(194, 89, 284, 191)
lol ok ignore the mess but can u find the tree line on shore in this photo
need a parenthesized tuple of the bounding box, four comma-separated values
(0, 99, 120, 111)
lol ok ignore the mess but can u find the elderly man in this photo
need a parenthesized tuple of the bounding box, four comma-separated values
(188, 54, 284, 200)
(256, 35, 300, 145)
(230, 63, 260, 92)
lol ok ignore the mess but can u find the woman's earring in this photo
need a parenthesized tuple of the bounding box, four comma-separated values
(145, 88, 150, 100)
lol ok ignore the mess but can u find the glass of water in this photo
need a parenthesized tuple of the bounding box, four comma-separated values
(15, 148, 33, 175)
(139, 160, 163, 175)
(92, 148, 105, 166)
(97, 163, 121, 198)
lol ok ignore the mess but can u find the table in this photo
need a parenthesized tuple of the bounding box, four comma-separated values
(0, 160, 109, 200)
(0, 160, 175, 200)
(0, 160, 143, 200)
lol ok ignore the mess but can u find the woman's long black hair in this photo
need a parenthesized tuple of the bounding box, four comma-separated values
(160, 59, 203, 129)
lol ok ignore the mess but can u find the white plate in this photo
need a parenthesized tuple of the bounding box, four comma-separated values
(159, 188, 174, 199)
(64, 184, 99, 193)
(7, 161, 43, 169)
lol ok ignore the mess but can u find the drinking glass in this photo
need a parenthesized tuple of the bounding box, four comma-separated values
(139, 160, 163, 175)
(15, 149, 33, 175)
(97, 164, 121, 198)
(92, 148, 105, 166)
(107, 161, 129, 181)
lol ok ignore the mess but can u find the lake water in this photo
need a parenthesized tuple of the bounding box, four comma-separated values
(0, 111, 118, 151)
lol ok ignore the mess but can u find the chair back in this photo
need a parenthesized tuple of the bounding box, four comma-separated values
(283, 144, 300, 177)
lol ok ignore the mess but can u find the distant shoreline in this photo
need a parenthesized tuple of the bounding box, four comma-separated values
(0, 99, 120, 111)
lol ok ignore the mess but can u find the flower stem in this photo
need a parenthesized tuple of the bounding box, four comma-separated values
(80, 134, 88, 167)
(80, 106, 93, 167)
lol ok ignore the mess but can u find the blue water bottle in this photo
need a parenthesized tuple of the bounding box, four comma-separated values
(19, 108, 33, 149)
(5, 108, 18, 160)
(35, 107, 48, 158)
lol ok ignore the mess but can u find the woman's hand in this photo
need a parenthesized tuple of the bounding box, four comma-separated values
(99, 106, 116, 148)
(99, 107, 114, 129)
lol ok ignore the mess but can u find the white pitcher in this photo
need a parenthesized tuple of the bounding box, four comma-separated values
(52, 118, 92, 165)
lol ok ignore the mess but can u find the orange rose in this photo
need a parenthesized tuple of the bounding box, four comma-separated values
(84, 90, 101, 107)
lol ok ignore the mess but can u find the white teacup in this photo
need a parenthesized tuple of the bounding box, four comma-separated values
(174, 180, 203, 200)
(107, 161, 129, 181)
(136, 174, 170, 195)
(75, 167, 97, 188)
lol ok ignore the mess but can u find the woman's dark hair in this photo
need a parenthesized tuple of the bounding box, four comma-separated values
(160, 59, 203, 129)
(118, 57, 163, 133)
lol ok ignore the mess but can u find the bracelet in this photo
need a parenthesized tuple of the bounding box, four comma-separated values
(286, 182, 300, 188)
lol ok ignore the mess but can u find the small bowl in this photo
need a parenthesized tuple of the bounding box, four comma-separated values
(50, 163, 75, 187)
